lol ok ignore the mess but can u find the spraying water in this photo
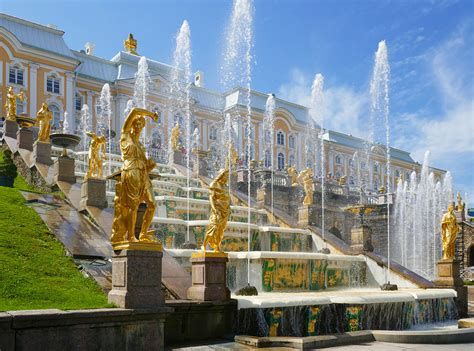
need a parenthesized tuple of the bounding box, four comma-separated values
(80, 104, 92, 164)
(263, 93, 275, 220)
(221, 0, 254, 285)
(310, 74, 325, 244)
(392, 151, 452, 280)
(370, 40, 391, 283)
(134, 56, 153, 150)
(170, 20, 193, 243)
(99, 83, 112, 175)
(62, 112, 69, 133)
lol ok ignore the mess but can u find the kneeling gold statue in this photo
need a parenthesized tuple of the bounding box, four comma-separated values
(202, 167, 231, 252)
(86, 132, 106, 179)
(110, 107, 159, 246)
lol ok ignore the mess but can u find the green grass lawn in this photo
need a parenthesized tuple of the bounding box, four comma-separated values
(0, 160, 110, 311)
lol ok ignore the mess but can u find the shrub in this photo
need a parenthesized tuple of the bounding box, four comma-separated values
(0, 150, 18, 179)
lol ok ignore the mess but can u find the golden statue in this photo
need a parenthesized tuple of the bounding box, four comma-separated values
(170, 123, 181, 151)
(287, 166, 298, 186)
(35, 103, 52, 142)
(202, 168, 231, 252)
(5, 86, 25, 121)
(124, 33, 138, 55)
(441, 203, 460, 260)
(298, 168, 314, 205)
(226, 142, 238, 168)
(86, 132, 106, 179)
(110, 107, 159, 246)
(457, 192, 463, 212)
(338, 175, 347, 186)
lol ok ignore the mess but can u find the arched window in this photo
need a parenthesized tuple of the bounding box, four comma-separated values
(49, 104, 61, 129)
(335, 154, 342, 165)
(9, 65, 24, 86)
(373, 163, 379, 173)
(289, 154, 295, 167)
(46, 74, 61, 94)
(288, 135, 295, 149)
(277, 131, 285, 146)
(349, 158, 354, 167)
(277, 152, 285, 170)
(349, 176, 355, 185)
(75, 93, 82, 111)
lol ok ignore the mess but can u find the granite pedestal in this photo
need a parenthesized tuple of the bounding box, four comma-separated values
(2, 119, 18, 139)
(33, 141, 53, 165)
(433, 259, 468, 317)
(53, 156, 76, 183)
(192, 149, 209, 178)
(108, 246, 164, 309)
(350, 225, 374, 252)
(298, 205, 318, 227)
(80, 177, 108, 210)
(16, 127, 34, 151)
(187, 252, 230, 301)
(169, 150, 184, 166)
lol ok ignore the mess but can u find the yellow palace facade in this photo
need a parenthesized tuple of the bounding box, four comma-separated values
(0, 13, 444, 190)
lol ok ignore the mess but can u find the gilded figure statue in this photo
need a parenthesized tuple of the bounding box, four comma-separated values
(5, 86, 25, 121)
(202, 168, 231, 252)
(457, 192, 463, 212)
(170, 123, 181, 151)
(35, 103, 52, 142)
(338, 175, 347, 186)
(287, 166, 298, 186)
(298, 168, 314, 206)
(441, 203, 460, 260)
(124, 33, 138, 55)
(226, 142, 238, 168)
(110, 107, 159, 245)
(86, 132, 106, 179)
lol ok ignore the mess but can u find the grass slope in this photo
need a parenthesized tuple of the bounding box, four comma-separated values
(0, 154, 110, 311)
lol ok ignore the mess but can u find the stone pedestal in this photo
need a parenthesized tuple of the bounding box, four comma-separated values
(2, 119, 18, 139)
(169, 150, 184, 166)
(433, 259, 468, 317)
(298, 205, 317, 227)
(350, 225, 373, 252)
(53, 156, 76, 183)
(192, 149, 209, 178)
(16, 127, 34, 151)
(33, 141, 53, 165)
(187, 252, 230, 301)
(108, 246, 164, 309)
(256, 187, 266, 209)
(80, 177, 108, 209)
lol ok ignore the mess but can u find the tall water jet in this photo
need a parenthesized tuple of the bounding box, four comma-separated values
(80, 104, 92, 164)
(310, 73, 325, 245)
(392, 151, 452, 280)
(263, 93, 275, 220)
(221, 0, 254, 290)
(170, 20, 193, 244)
(134, 56, 153, 149)
(99, 83, 112, 175)
(370, 40, 392, 286)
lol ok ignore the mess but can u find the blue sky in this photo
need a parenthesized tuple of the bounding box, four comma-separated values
(2, 0, 473, 206)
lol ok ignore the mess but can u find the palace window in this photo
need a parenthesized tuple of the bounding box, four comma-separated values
(289, 154, 295, 167)
(335, 154, 342, 165)
(49, 104, 61, 129)
(174, 114, 183, 126)
(373, 163, 379, 173)
(209, 126, 217, 141)
(75, 93, 82, 111)
(264, 150, 271, 167)
(9, 65, 24, 86)
(288, 135, 295, 149)
(46, 74, 60, 94)
(16, 98, 25, 115)
(277, 130, 285, 146)
(277, 152, 285, 171)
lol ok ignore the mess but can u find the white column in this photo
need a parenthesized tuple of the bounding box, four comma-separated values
(202, 120, 208, 150)
(115, 93, 128, 132)
(29, 63, 39, 116)
(65, 72, 75, 131)
(369, 160, 374, 190)
(328, 150, 334, 176)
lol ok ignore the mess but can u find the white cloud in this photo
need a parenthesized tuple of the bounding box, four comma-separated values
(277, 68, 369, 138)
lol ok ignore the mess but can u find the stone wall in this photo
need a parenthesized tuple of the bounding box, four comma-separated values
(0, 308, 171, 351)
